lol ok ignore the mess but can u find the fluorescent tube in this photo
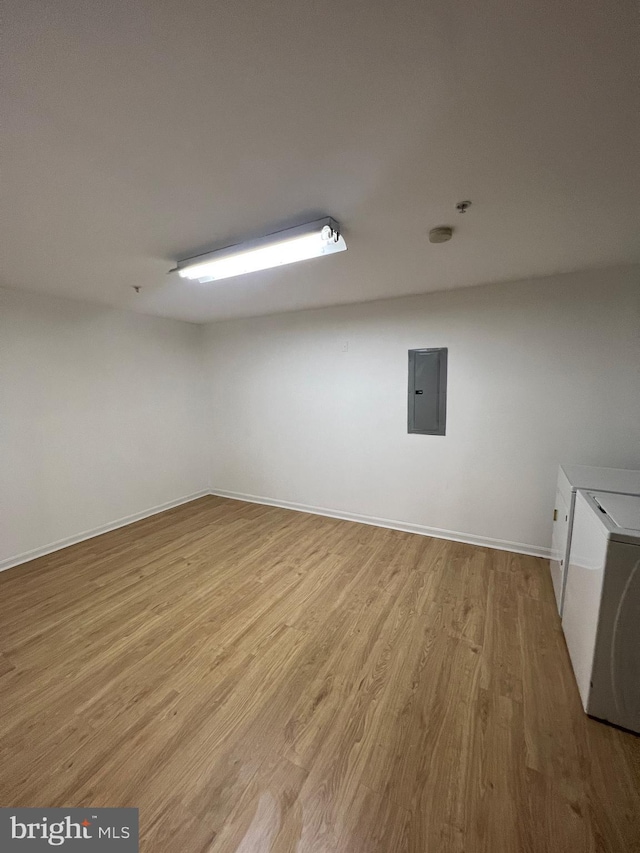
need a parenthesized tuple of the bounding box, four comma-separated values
(175, 218, 346, 283)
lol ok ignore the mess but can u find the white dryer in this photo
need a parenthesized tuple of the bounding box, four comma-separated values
(562, 490, 640, 733)
(550, 465, 640, 614)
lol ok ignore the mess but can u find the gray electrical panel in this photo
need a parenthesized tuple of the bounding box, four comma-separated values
(408, 348, 447, 435)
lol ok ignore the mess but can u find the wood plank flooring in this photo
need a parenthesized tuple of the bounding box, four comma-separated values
(1, 496, 639, 851)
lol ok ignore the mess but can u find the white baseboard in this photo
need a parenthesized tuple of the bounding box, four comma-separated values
(209, 488, 551, 559)
(0, 490, 210, 574)
(0, 487, 550, 574)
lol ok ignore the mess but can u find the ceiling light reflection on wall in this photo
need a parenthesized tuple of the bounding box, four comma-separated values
(174, 218, 347, 283)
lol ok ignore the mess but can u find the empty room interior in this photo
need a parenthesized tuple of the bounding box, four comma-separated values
(2, 1, 640, 851)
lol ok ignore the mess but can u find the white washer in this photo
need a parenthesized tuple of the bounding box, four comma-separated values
(562, 490, 640, 733)
(550, 465, 640, 614)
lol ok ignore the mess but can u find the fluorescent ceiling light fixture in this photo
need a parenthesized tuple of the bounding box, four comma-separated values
(173, 218, 347, 283)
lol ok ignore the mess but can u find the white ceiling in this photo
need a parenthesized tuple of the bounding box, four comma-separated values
(3, 0, 639, 323)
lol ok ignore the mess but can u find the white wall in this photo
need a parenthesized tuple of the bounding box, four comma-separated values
(0, 288, 208, 567)
(203, 265, 640, 553)
(3, 265, 638, 568)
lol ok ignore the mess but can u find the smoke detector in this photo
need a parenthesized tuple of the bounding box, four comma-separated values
(429, 226, 453, 244)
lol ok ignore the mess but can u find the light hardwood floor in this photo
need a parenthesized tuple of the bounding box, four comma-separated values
(1, 496, 639, 851)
